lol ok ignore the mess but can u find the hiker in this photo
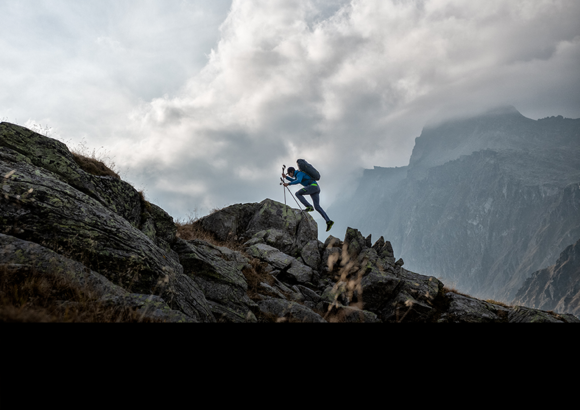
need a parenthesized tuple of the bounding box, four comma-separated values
(283, 165, 334, 232)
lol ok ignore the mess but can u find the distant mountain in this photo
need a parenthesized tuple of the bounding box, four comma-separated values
(327, 106, 580, 302)
(513, 238, 580, 316)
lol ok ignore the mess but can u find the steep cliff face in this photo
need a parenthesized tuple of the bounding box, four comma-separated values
(328, 107, 580, 302)
(513, 238, 580, 316)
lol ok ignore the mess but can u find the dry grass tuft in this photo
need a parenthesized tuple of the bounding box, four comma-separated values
(0, 265, 164, 323)
(175, 216, 212, 242)
(175, 212, 246, 253)
(442, 285, 472, 298)
(484, 299, 511, 308)
(72, 152, 120, 179)
(69, 139, 120, 179)
(242, 258, 276, 301)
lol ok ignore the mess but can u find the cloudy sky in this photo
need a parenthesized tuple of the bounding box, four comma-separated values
(2, 0, 579, 235)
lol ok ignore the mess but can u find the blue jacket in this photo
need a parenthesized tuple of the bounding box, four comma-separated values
(285, 171, 316, 187)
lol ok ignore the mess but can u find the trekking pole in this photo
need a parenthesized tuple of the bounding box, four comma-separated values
(280, 178, 304, 212)
(282, 165, 287, 205)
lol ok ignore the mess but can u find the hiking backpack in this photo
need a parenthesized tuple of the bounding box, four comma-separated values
(296, 159, 320, 181)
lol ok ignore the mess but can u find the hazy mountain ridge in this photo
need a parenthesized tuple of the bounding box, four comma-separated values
(514, 238, 580, 316)
(328, 107, 580, 308)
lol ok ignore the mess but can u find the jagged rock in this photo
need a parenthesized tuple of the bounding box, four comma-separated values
(323, 235, 342, 249)
(365, 234, 372, 248)
(359, 271, 401, 311)
(437, 292, 511, 323)
(268, 276, 303, 303)
(148, 203, 178, 244)
(513, 238, 580, 317)
(321, 247, 341, 275)
(246, 243, 313, 284)
(380, 291, 435, 322)
(0, 146, 187, 297)
(173, 238, 257, 322)
(165, 273, 217, 322)
(0, 124, 218, 321)
(372, 268, 444, 322)
(140, 211, 157, 241)
(343, 227, 368, 260)
(395, 268, 443, 304)
(244, 228, 295, 255)
(246, 243, 294, 270)
(186, 238, 251, 271)
(0, 122, 143, 227)
(319, 283, 350, 308)
(256, 297, 326, 323)
(258, 282, 287, 300)
(371, 236, 385, 252)
(283, 260, 314, 285)
(297, 284, 321, 303)
(245, 199, 318, 255)
(300, 239, 321, 270)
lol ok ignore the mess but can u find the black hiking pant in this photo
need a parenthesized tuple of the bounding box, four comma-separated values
(296, 184, 330, 222)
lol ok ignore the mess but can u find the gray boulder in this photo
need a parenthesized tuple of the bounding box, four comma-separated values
(246, 243, 313, 284)
(300, 240, 321, 270)
(243, 228, 296, 255)
(195, 198, 319, 258)
(173, 238, 257, 322)
(245, 199, 318, 255)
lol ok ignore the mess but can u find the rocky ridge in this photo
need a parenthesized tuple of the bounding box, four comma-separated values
(513, 238, 580, 317)
(1, 121, 578, 322)
(327, 107, 580, 305)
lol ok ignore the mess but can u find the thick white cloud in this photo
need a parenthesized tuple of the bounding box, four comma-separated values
(117, 0, 580, 225)
(2, 0, 579, 236)
(0, 0, 231, 142)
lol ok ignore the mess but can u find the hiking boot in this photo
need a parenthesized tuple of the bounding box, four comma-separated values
(326, 220, 334, 232)
(305, 206, 314, 212)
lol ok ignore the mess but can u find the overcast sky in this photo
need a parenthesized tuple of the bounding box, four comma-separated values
(2, 0, 579, 236)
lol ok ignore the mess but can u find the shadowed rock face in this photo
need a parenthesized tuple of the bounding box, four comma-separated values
(513, 238, 580, 316)
(327, 107, 580, 303)
(0, 234, 195, 322)
(1, 121, 578, 323)
(0, 122, 214, 322)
